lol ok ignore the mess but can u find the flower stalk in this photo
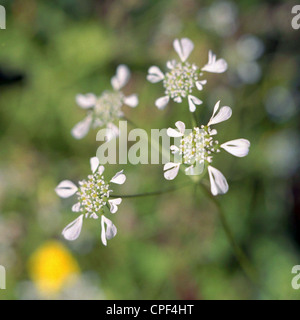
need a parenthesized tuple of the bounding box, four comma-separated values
(199, 183, 259, 285)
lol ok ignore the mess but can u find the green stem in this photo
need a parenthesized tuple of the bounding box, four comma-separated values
(201, 183, 278, 298)
(199, 183, 259, 285)
(111, 182, 189, 198)
(190, 109, 197, 128)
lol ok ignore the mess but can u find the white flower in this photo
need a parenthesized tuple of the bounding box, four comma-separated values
(164, 100, 250, 195)
(55, 157, 126, 244)
(147, 38, 227, 112)
(72, 65, 139, 140)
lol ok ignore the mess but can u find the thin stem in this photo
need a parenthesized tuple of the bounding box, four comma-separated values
(199, 183, 279, 299)
(199, 183, 259, 284)
(190, 110, 197, 128)
(111, 182, 189, 198)
(123, 116, 139, 129)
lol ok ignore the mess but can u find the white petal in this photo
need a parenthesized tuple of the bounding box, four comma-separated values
(55, 180, 78, 198)
(188, 95, 202, 112)
(210, 100, 220, 118)
(167, 127, 184, 138)
(202, 50, 228, 73)
(111, 64, 130, 90)
(108, 198, 122, 214)
(76, 93, 97, 109)
(175, 121, 185, 135)
(174, 96, 182, 103)
(207, 105, 232, 126)
(210, 129, 218, 136)
(101, 215, 117, 246)
(196, 80, 207, 91)
(90, 157, 100, 173)
(110, 170, 126, 184)
(166, 60, 176, 69)
(98, 165, 105, 175)
(155, 96, 169, 110)
(208, 166, 229, 196)
(221, 139, 250, 157)
(170, 145, 179, 153)
(72, 202, 81, 212)
(62, 215, 83, 241)
(147, 66, 165, 83)
(106, 123, 119, 141)
(173, 38, 194, 62)
(71, 114, 93, 140)
(163, 162, 180, 180)
(123, 94, 138, 108)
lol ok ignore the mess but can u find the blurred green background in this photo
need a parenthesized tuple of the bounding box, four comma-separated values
(0, 0, 300, 300)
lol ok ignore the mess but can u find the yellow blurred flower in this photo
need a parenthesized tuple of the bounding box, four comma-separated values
(28, 241, 80, 296)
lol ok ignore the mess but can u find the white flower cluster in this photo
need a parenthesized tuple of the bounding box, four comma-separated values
(55, 37, 250, 246)
(147, 38, 227, 111)
(164, 101, 250, 195)
(55, 157, 126, 245)
(183, 127, 217, 164)
(72, 65, 139, 140)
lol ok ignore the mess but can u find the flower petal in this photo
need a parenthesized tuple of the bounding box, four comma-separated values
(173, 38, 194, 62)
(62, 214, 83, 241)
(163, 162, 180, 180)
(155, 96, 169, 110)
(207, 101, 232, 126)
(71, 114, 93, 140)
(221, 139, 250, 157)
(210, 100, 220, 118)
(208, 166, 229, 196)
(202, 50, 228, 73)
(170, 145, 179, 154)
(111, 64, 130, 90)
(72, 202, 81, 212)
(106, 122, 119, 141)
(101, 215, 117, 246)
(123, 94, 138, 108)
(166, 60, 176, 69)
(90, 213, 98, 219)
(174, 96, 182, 103)
(196, 80, 207, 91)
(108, 198, 122, 214)
(188, 95, 202, 112)
(98, 165, 105, 175)
(167, 128, 184, 138)
(110, 170, 126, 184)
(90, 157, 100, 173)
(55, 180, 78, 198)
(147, 66, 165, 83)
(175, 121, 186, 135)
(76, 93, 97, 109)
